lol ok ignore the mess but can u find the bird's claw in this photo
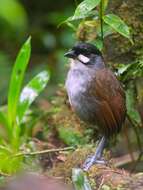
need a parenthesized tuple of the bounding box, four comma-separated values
(82, 155, 107, 171)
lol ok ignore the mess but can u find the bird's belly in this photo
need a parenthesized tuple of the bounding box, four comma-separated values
(66, 70, 97, 124)
(72, 95, 98, 124)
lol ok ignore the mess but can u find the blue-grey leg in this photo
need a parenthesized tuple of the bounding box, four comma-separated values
(82, 136, 107, 171)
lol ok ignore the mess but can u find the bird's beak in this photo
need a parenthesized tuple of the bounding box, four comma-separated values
(64, 50, 76, 58)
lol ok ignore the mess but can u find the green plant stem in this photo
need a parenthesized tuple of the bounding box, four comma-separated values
(13, 146, 75, 157)
(99, 0, 104, 43)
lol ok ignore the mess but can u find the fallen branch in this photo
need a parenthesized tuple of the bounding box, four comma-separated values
(14, 147, 75, 157)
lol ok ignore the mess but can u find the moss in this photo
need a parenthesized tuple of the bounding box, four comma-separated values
(106, 0, 143, 63)
(58, 126, 86, 146)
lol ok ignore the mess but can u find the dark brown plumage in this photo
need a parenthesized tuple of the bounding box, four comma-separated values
(88, 68, 126, 136)
(65, 42, 126, 170)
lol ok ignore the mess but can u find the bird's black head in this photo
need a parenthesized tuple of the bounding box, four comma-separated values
(64, 42, 102, 64)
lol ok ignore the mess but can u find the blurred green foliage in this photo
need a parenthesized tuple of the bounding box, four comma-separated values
(0, 0, 75, 104)
(0, 0, 27, 30)
(58, 127, 85, 146)
(0, 38, 49, 174)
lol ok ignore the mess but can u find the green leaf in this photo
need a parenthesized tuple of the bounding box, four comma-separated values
(117, 64, 131, 76)
(97, 23, 114, 38)
(59, 10, 98, 27)
(17, 71, 50, 124)
(68, 10, 98, 21)
(66, 22, 77, 31)
(72, 168, 92, 190)
(0, 111, 10, 135)
(0, 0, 27, 30)
(8, 37, 31, 127)
(92, 38, 103, 51)
(103, 14, 132, 41)
(71, 0, 101, 21)
(116, 60, 143, 82)
(0, 111, 8, 127)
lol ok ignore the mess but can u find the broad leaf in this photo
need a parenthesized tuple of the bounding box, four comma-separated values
(72, 168, 92, 190)
(103, 14, 132, 41)
(68, 10, 98, 21)
(93, 38, 103, 50)
(17, 71, 50, 124)
(71, 0, 101, 21)
(8, 37, 31, 127)
(97, 23, 114, 38)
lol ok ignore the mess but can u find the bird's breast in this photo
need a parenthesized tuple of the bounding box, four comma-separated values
(65, 67, 97, 123)
(66, 68, 91, 102)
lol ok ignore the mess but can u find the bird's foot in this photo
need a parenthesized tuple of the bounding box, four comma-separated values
(82, 155, 107, 171)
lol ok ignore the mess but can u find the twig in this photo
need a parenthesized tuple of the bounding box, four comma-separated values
(113, 151, 140, 167)
(13, 147, 75, 157)
(98, 176, 104, 190)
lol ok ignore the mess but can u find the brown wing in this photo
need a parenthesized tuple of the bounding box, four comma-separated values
(89, 68, 126, 136)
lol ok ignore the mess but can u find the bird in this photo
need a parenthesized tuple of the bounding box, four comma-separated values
(64, 42, 126, 171)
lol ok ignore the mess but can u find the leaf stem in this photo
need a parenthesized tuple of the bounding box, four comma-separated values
(100, 0, 104, 44)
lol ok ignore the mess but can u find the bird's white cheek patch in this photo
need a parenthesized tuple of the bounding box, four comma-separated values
(78, 54, 90, 63)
